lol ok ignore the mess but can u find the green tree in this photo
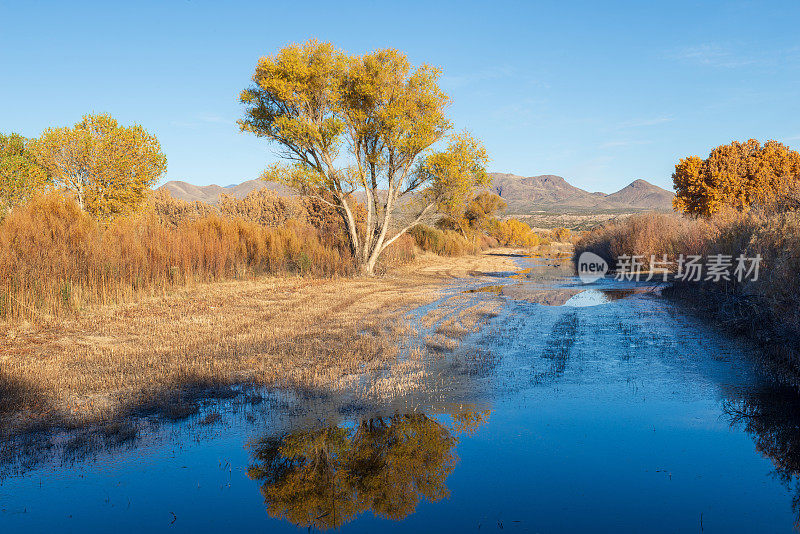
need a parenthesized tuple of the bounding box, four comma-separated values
(240, 39, 489, 274)
(33, 113, 167, 219)
(0, 132, 49, 214)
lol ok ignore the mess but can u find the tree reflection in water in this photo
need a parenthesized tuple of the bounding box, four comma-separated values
(247, 410, 490, 529)
(725, 384, 800, 529)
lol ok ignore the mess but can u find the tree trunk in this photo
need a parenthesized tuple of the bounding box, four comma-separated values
(363, 256, 378, 275)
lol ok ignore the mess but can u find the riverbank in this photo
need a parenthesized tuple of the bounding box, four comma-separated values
(1, 250, 520, 436)
(574, 211, 800, 381)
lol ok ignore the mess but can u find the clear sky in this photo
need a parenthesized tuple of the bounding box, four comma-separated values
(1, 0, 799, 192)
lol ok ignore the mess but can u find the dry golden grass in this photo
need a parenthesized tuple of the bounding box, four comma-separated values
(574, 212, 715, 268)
(574, 210, 800, 369)
(412, 286, 504, 353)
(0, 250, 518, 436)
(432, 299, 501, 339)
(0, 192, 362, 321)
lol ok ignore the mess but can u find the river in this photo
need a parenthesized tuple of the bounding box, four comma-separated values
(1, 255, 799, 532)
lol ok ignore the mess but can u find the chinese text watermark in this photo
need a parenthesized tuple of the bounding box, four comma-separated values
(613, 254, 761, 282)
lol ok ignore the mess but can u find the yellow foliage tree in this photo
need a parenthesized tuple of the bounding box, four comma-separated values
(33, 114, 167, 219)
(0, 132, 49, 214)
(492, 218, 540, 247)
(240, 39, 489, 274)
(673, 139, 800, 217)
(437, 190, 505, 236)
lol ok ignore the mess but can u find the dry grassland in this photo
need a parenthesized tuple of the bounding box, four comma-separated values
(1, 251, 519, 435)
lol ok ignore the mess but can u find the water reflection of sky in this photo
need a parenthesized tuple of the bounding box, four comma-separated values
(2, 256, 800, 532)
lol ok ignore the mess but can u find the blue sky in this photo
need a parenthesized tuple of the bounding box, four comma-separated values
(1, 0, 799, 192)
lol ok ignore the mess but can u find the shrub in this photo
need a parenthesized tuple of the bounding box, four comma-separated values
(219, 189, 306, 228)
(490, 218, 540, 247)
(574, 212, 715, 268)
(1, 189, 493, 321)
(409, 224, 476, 256)
(148, 189, 215, 227)
(574, 210, 800, 366)
(552, 227, 572, 243)
(374, 233, 416, 272)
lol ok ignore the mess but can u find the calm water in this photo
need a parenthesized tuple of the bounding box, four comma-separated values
(2, 257, 800, 532)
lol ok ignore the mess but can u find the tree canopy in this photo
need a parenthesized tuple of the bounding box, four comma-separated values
(240, 39, 489, 273)
(33, 113, 167, 219)
(0, 132, 49, 214)
(673, 139, 800, 217)
(438, 190, 506, 236)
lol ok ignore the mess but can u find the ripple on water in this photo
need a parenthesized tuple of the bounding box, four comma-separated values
(1, 254, 798, 533)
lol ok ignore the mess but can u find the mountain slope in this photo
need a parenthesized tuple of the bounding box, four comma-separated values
(491, 173, 605, 211)
(160, 174, 674, 215)
(604, 179, 675, 209)
(159, 179, 295, 204)
(488, 173, 673, 214)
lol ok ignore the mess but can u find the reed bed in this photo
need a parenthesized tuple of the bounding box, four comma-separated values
(0, 185, 520, 435)
(0, 192, 361, 321)
(575, 210, 800, 369)
(574, 212, 716, 268)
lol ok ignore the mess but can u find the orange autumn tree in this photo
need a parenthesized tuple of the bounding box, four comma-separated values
(491, 218, 539, 248)
(673, 139, 800, 217)
(437, 189, 504, 237)
(239, 40, 489, 274)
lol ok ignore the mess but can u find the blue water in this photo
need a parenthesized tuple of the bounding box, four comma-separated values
(2, 257, 798, 532)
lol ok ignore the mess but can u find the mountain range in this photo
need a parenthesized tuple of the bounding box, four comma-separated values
(159, 174, 674, 214)
(488, 173, 674, 213)
(159, 179, 295, 204)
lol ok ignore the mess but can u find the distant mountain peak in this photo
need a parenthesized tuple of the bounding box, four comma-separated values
(158, 179, 295, 204)
(160, 174, 674, 215)
(488, 173, 674, 214)
(605, 179, 673, 209)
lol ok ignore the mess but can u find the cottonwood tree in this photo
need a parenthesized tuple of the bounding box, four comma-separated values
(239, 40, 489, 274)
(33, 113, 167, 219)
(673, 139, 800, 217)
(439, 191, 506, 236)
(0, 132, 49, 214)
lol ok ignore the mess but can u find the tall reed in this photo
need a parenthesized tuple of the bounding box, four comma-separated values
(574, 210, 800, 368)
(0, 192, 358, 321)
